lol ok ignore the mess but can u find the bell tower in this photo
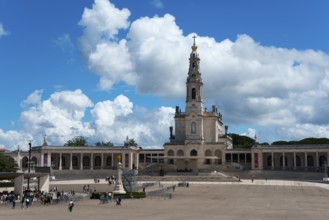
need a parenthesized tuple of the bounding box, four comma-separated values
(186, 35, 204, 115)
(185, 36, 204, 143)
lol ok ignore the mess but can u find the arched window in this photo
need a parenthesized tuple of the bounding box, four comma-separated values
(214, 150, 222, 164)
(204, 150, 212, 164)
(177, 150, 184, 156)
(307, 155, 314, 167)
(167, 150, 175, 164)
(190, 150, 197, 156)
(106, 156, 112, 166)
(22, 157, 28, 168)
(72, 156, 78, 167)
(61, 156, 66, 167)
(83, 156, 90, 166)
(319, 155, 327, 167)
(191, 122, 196, 134)
(31, 156, 38, 167)
(192, 88, 196, 99)
(94, 156, 101, 166)
(267, 156, 272, 167)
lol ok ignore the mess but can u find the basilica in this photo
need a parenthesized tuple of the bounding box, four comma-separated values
(4, 39, 329, 174)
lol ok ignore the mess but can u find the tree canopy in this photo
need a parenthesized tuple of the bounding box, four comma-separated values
(64, 136, 88, 146)
(124, 136, 138, 147)
(95, 141, 114, 147)
(229, 133, 255, 148)
(272, 137, 329, 145)
(230, 133, 329, 146)
(0, 153, 18, 172)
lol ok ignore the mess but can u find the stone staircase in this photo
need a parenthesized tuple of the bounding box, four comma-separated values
(52, 169, 117, 180)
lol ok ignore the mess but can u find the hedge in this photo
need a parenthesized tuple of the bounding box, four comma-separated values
(90, 192, 146, 199)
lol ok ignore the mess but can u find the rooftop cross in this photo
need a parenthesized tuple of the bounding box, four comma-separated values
(192, 35, 197, 45)
(192, 35, 198, 51)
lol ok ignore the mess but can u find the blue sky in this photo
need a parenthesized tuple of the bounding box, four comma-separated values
(1, 0, 329, 150)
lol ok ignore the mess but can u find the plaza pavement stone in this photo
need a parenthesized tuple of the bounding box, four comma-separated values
(1, 179, 329, 220)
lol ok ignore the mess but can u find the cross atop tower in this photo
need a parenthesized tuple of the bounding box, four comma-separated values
(192, 35, 198, 51)
(192, 35, 197, 45)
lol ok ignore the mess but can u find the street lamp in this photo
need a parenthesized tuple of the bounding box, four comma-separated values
(27, 140, 33, 190)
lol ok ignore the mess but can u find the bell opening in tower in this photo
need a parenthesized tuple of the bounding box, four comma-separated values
(192, 88, 196, 100)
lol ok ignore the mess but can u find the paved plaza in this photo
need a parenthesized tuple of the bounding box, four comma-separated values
(1, 180, 329, 220)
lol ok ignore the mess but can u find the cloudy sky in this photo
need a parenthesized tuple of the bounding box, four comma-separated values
(1, 0, 329, 151)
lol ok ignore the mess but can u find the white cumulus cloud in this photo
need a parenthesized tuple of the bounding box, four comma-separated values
(77, 0, 329, 144)
(0, 22, 9, 38)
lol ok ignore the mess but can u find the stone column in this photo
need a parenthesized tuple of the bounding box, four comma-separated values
(41, 153, 44, 167)
(293, 152, 296, 170)
(59, 153, 62, 170)
(80, 153, 83, 170)
(101, 153, 104, 169)
(122, 153, 125, 169)
(129, 152, 133, 170)
(245, 153, 247, 165)
(305, 152, 308, 170)
(238, 153, 240, 164)
(316, 152, 319, 168)
(231, 153, 233, 164)
(91, 153, 94, 170)
(111, 153, 114, 167)
(271, 152, 274, 170)
(135, 152, 139, 169)
(282, 152, 285, 170)
(47, 153, 52, 167)
(69, 153, 73, 170)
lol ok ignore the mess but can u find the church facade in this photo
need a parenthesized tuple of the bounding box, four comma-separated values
(4, 40, 329, 174)
(163, 38, 233, 172)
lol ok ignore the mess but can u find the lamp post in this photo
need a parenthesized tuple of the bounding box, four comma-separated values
(27, 140, 33, 190)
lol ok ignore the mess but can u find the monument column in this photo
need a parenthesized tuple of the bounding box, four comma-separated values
(304, 152, 308, 170)
(293, 152, 296, 170)
(271, 152, 274, 169)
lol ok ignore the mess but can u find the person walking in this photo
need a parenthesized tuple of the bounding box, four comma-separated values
(68, 200, 74, 212)
(12, 196, 16, 209)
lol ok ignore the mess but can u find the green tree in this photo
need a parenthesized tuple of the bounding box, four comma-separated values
(229, 133, 255, 148)
(95, 141, 114, 147)
(124, 136, 138, 147)
(0, 153, 19, 172)
(64, 136, 88, 146)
